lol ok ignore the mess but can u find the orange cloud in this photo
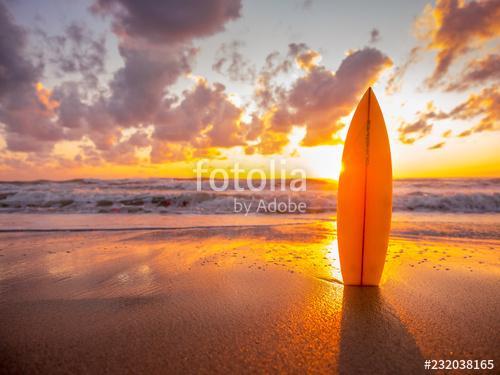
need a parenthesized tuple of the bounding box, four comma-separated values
(428, 141, 445, 150)
(449, 86, 499, 134)
(399, 86, 499, 144)
(35, 82, 59, 113)
(260, 47, 392, 149)
(398, 119, 433, 144)
(416, 0, 500, 87)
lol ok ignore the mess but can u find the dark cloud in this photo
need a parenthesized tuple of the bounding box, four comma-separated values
(127, 130, 150, 148)
(91, 0, 242, 44)
(0, 1, 39, 98)
(302, 0, 313, 10)
(154, 80, 244, 148)
(79, 0, 243, 162)
(212, 40, 256, 82)
(0, 1, 63, 152)
(34, 22, 106, 87)
(253, 50, 291, 112)
(370, 28, 380, 43)
(252, 43, 319, 110)
(0, 2, 115, 155)
(1, 0, 244, 167)
(416, 0, 500, 87)
(107, 44, 195, 126)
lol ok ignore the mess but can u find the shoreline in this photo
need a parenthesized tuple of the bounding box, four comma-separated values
(0, 212, 498, 241)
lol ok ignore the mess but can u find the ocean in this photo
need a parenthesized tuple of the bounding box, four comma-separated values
(0, 178, 498, 240)
(0, 178, 498, 214)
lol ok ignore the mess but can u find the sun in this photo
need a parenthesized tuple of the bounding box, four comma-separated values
(299, 145, 343, 180)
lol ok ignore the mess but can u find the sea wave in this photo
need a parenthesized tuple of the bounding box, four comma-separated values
(0, 178, 498, 214)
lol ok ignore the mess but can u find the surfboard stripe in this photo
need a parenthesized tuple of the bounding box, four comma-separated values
(359, 88, 371, 285)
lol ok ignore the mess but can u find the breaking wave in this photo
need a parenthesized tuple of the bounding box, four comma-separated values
(0, 178, 498, 214)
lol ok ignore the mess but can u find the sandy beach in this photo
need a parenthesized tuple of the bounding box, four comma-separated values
(1, 214, 498, 373)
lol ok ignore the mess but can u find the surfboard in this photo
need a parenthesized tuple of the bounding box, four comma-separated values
(337, 87, 392, 286)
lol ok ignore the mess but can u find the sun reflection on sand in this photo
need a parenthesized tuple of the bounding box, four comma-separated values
(325, 240, 343, 284)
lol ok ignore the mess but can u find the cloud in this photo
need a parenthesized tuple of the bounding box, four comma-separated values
(100, 131, 150, 164)
(252, 130, 290, 155)
(252, 42, 315, 111)
(397, 101, 448, 145)
(457, 129, 473, 137)
(445, 53, 500, 91)
(398, 86, 499, 143)
(84, 0, 243, 137)
(415, 0, 500, 87)
(253, 50, 292, 112)
(0, 0, 244, 168)
(212, 40, 256, 82)
(276, 47, 392, 147)
(442, 129, 452, 137)
(302, 0, 313, 9)
(397, 101, 449, 144)
(107, 44, 195, 127)
(428, 141, 445, 150)
(385, 47, 420, 94)
(370, 28, 380, 43)
(153, 80, 244, 153)
(244, 46, 392, 154)
(0, 2, 63, 152)
(83, 0, 243, 162)
(448, 86, 499, 135)
(398, 119, 433, 144)
(34, 22, 107, 87)
(245, 115, 264, 141)
(0, 0, 408, 170)
(91, 0, 242, 44)
(0, 2, 38, 98)
(288, 43, 321, 70)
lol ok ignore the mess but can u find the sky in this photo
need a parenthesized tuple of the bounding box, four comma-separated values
(0, 0, 499, 180)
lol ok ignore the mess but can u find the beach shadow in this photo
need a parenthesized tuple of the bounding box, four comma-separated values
(338, 287, 424, 374)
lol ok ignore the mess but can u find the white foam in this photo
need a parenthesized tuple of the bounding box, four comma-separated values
(0, 178, 498, 214)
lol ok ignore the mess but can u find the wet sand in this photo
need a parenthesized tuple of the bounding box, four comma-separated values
(0, 220, 499, 373)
